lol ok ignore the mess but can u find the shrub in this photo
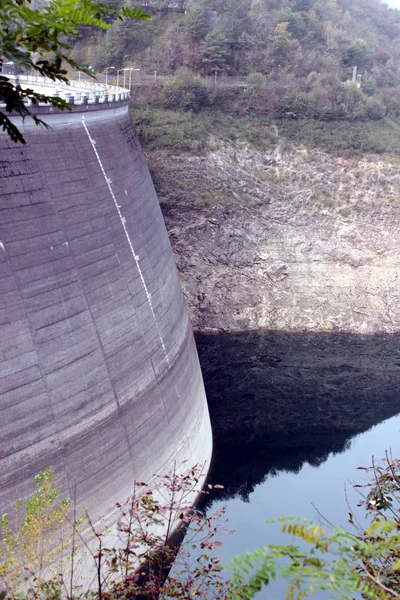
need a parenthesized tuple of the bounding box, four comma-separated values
(4, 457, 400, 599)
(335, 83, 367, 119)
(162, 71, 208, 112)
(305, 71, 319, 89)
(208, 85, 243, 114)
(274, 91, 310, 119)
(366, 97, 387, 120)
(362, 76, 378, 97)
(308, 86, 335, 120)
(278, 117, 400, 155)
(246, 72, 266, 98)
(0, 465, 230, 599)
(383, 86, 400, 117)
(0, 467, 72, 599)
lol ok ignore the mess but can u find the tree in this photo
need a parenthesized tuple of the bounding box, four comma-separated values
(0, 0, 150, 144)
(0, 467, 73, 598)
(271, 22, 292, 59)
(182, 3, 208, 42)
(216, 0, 252, 49)
(280, 8, 307, 39)
(200, 24, 231, 74)
(342, 38, 368, 67)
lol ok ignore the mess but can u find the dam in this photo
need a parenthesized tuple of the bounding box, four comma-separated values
(0, 81, 212, 523)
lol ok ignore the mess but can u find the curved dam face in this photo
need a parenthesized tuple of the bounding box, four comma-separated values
(0, 102, 212, 520)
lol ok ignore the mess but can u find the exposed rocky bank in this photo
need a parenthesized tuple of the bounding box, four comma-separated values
(149, 135, 400, 334)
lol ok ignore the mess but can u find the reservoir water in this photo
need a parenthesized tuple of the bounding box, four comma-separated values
(195, 331, 400, 598)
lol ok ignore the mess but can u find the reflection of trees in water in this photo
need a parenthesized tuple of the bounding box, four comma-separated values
(208, 430, 354, 503)
(196, 331, 400, 504)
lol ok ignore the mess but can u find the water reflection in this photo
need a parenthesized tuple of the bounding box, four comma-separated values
(195, 330, 400, 501)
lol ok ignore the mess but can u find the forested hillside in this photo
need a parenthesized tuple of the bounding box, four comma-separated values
(71, 0, 400, 123)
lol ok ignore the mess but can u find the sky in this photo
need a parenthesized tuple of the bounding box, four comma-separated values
(384, 0, 400, 8)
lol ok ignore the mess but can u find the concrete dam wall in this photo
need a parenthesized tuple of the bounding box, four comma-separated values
(0, 100, 212, 521)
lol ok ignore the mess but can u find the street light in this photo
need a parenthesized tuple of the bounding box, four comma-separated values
(105, 66, 115, 86)
(116, 68, 125, 90)
(78, 65, 92, 84)
(117, 67, 140, 90)
(128, 68, 140, 93)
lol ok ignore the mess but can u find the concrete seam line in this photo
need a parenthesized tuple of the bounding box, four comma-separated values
(81, 114, 171, 366)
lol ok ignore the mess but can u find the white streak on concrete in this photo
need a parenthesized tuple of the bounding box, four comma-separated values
(81, 115, 170, 365)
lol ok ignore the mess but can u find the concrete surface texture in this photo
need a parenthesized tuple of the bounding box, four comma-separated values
(0, 105, 212, 522)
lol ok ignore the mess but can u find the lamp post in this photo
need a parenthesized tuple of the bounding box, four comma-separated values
(105, 66, 115, 86)
(78, 65, 92, 85)
(116, 68, 125, 90)
(128, 68, 140, 93)
(117, 67, 140, 91)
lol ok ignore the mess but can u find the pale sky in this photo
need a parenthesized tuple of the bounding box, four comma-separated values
(384, 0, 400, 8)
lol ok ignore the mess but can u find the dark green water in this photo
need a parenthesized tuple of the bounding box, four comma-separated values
(195, 331, 400, 598)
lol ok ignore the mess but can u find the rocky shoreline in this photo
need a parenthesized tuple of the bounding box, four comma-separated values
(149, 135, 400, 334)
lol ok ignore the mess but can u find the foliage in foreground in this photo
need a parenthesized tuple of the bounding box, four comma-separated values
(229, 452, 400, 600)
(0, 465, 231, 600)
(0, 0, 150, 143)
(3, 455, 400, 599)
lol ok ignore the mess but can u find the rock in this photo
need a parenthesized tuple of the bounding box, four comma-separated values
(264, 260, 289, 282)
(153, 136, 400, 334)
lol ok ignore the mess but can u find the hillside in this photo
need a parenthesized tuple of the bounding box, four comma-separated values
(72, 0, 400, 123)
(72, 0, 400, 335)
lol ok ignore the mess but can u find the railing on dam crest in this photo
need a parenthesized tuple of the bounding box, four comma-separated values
(0, 74, 131, 114)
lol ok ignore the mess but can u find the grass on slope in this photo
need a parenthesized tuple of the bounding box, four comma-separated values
(131, 106, 400, 158)
(131, 107, 277, 153)
(279, 117, 400, 156)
